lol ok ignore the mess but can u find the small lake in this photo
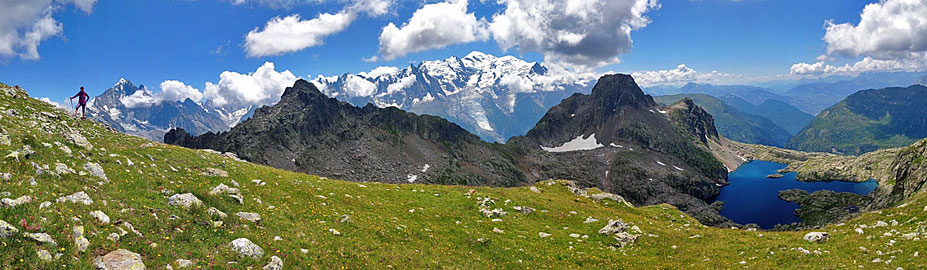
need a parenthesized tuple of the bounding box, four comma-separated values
(715, 160, 877, 229)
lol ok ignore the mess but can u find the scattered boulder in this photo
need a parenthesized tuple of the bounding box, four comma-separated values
(65, 130, 93, 150)
(538, 232, 551, 238)
(599, 219, 639, 248)
(84, 163, 108, 181)
(530, 186, 540, 193)
(93, 249, 145, 270)
(207, 207, 228, 219)
(512, 206, 535, 214)
(37, 249, 53, 261)
(584, 217, 599, 224)
(1, 195, 32, 208)
(201, 168, 228, 177)
(107, 233, 120, 242)
(339, 215, 352, 223)
(24, 232, 57, 246)
(73, 226, 89, 253)
(208, 183, 243, 204)
(236, 212, 261, 223)
(90, 210, 110, 224)
(175, 259, 193, 268)
(168, 193, 203, 208)
(598, 219, 629, 235)
(612, 232, 639, 247)
(803, 232, 829, 242)
(54, 163, 75, 175)
(58, 191, 93, 205)
(0, 219, 19, 238)
(263, 256, 283, 270)
(230, 238, 264, 258)
(493, 227, 504, 234)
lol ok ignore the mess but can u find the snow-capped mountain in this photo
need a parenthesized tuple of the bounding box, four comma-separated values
(87, 79, 228, 142)
(313, 51, 597, 142)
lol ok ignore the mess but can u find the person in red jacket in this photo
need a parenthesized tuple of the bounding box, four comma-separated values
(71, 86, 90, 119)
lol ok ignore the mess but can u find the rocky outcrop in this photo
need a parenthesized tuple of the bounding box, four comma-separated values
(93, 249, 145, 270)
(230, 238, 264, 258)
(168, 193, 203, 208)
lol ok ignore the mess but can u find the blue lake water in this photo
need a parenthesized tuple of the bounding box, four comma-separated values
(715, 160, 878, 229)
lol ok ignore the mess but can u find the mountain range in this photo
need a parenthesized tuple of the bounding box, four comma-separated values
(788, 84, 927, 155)
(311, 51, 595, 143)
(166, 74, 735, 225)
(87, 79, 229, 141)
(654, 94, 793, 147)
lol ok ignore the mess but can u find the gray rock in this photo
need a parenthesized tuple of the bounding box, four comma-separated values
(803, 232, 829, 242)
(90, 210, 110, 224)
(94, 249, 145, 270)
(263, 256, 283, 270)
(339, 215, 352, 223)
(612, 232, 638, 247)
(538, 232, 551, 238)
(107, 233, 120, 242)
(584, 217, 599, 224)
(175, 259, 193, 268)
(208, 183, 243, 204)
(598, 219, 629, 235)
(73, 226, 89, 253)
(236, 212, 261, 223)
(54, 163, 75, 175)
(201, 168, 228, 178)
(65, 130, 93, 150)
(530, 186, 540, 193)
(1, 195, 32, 208)
(37, 249, 53, 261)
(0, 219, 19, 238)
(24, 232, 57, 246)
(230, 238, 264, 258)
(207, 207, 228, 219)
(84, 163, 108, 181)
(168, 193, 203, 208)
(58, 191, 93, 205)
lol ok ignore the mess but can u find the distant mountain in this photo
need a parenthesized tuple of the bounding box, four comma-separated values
(716, 95, 814, 135)
(654, 94, 792, 147)
(675, 83, 792, 106)
(783, 72, 921, 114)
(312, 51, 594, 143)
(87, 79, 228, 142)
(167, 75, 735, 226)
(788, 85, 927, 155)
(916, 74, 927, 86)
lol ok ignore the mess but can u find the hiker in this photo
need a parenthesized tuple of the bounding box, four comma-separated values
(71, 86, 90, 119)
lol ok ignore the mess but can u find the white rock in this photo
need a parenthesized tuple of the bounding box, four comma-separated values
(175, 259, 193, 268)
(230, 238, 264, 258)
(24, 232, 57, 246)
(538, 232, 551, 238)
(263, 256, 283, 270)
(207, 207, 228, 219)
(0, 219, 19, 238)
(168, 193, 202, 208)
(584, 217, 598, 224)
(90, 210, 110, 224)
(492, 227, 504, 234)
(236, 212, 261, 223)
(93, 249, 145, 270)
(803, 232, 828, 242)
(84, 162, 108, 181)
(58, 191, 93, 205)
(73, 226, 89, 253)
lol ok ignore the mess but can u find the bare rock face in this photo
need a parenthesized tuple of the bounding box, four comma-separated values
(94, 249, 145, 270)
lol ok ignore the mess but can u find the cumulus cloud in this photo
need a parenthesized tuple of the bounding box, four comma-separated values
(378, 0, 489, 60)
(631, 64, 741, 87)
(117, 80, 205, 108)
(39, 97, 67, 109)
(0, 0, 94, 60)
(342, 74, 378, 97)
(204, 62, 299, 109)
(489, 0, 659, 68)
(244, 0, 393, 57)
(791, 0, 927, 76)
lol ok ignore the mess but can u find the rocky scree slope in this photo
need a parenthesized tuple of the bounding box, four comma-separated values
(1, 82, 926, 268)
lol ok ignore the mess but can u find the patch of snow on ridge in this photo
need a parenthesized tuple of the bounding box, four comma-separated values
(541, 133, 604, 153)
(656, 161, 666, 166)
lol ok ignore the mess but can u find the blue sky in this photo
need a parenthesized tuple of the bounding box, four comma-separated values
(0, 0, 922, 104)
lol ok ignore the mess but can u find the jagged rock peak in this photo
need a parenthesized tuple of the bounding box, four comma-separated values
(666, 97, 719, 143)
(590, 74, 656, 108)
(280, 79, 323, 100)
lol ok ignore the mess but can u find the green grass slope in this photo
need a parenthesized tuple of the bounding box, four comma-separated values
(1, 83, 925, 269)
(788, 85, 927, 155)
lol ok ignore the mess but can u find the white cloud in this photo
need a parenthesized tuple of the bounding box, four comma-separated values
(204, 62, 299, 109)
(489, 0, 659, 68)
(39, 97, 67, 109)
(343, 74, 378, 97)
(363, 66, 399, 78)
(245, 12, 355, 57)
(362, 55, 379, 62)
(386, 75, 416, 94)
(119, 89, 159, 108)
(791, 0, 927, 76)
(378, 0, 489, 60)
(822, 0, 926, 59)
(0, 0, 94, 60)
(159, 80, 204, 103)
(631, 64, 740, 87)
(244, 0, 393, 57)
